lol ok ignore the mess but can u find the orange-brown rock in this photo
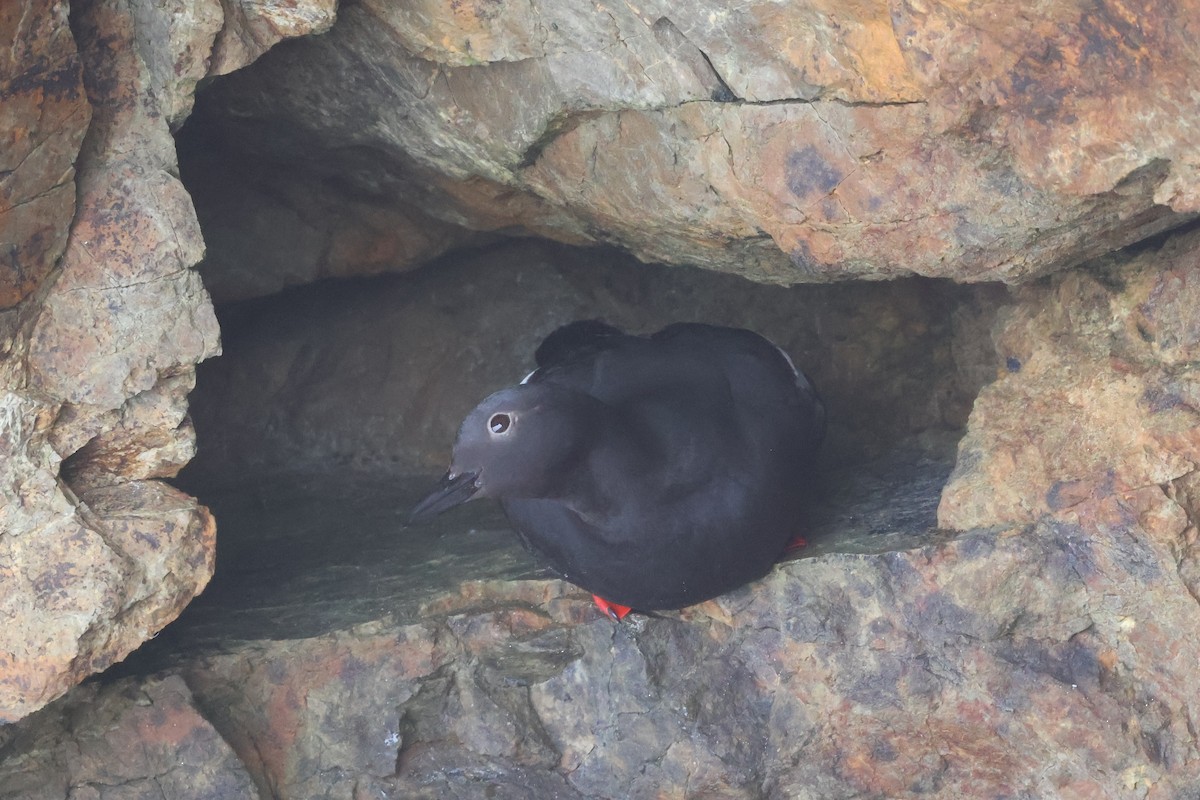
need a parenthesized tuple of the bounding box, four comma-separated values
(7, 192, 1200, 800)
(186, 0, 1200, 287)
(0, 0, 91, 310)
(0, 0, 338, 724)
(0, 674, 256, 798)
(4, 0, 1200, 794)
(940, 226, 1200, 530)
(208, 0, 336, 77)
(0, 383, 215, 723)
(0, 0, 222, 724)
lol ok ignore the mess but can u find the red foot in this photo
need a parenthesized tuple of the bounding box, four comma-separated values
(785, 535, 808, 552)
(592, 594, 632, 621)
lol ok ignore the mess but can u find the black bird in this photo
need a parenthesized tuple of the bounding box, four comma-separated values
(410, 321, 825, 618)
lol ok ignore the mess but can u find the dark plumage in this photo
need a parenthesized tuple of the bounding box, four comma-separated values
(410, 321, 825, 613)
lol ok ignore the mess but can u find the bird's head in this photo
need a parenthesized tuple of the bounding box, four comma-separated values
(408, 384, 600, 523)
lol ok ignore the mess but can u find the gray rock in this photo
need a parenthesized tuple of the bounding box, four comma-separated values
(182, 0, 1200, 286)
(88, 450, 1200, 799)
(0, 674, 257, 800)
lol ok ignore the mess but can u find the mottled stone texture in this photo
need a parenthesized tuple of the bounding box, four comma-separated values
(187, 500, 1200, 799)
(37, 232, 1181, 798)
(38, 494, 1197, 800)
(207, 0, 335, 77)
(0, 0, 219, 725)
(941, 227, 1200, 531)
(0, 674, 257, 799)
(7, 219, 1200, 798)
(0, 0, 330, 724)
(184, 0, 1199, 292)
(0, 0, 90, 310)
(4, 0, 1200, 796)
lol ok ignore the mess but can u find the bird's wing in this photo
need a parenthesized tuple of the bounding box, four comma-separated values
(533, 319, 625, 370)
(652, 322, 826, 447)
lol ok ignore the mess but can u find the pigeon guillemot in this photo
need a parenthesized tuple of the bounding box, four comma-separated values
(410, 320, 825, 619)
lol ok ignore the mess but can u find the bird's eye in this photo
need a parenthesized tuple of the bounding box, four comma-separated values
(489, 413, 511, 434)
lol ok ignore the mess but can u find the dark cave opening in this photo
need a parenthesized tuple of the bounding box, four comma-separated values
(147, 242, 1009, 655)
(108, 79, 1016, 667)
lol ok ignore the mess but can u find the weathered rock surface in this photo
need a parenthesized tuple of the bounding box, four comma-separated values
(170, 501, 1200, 799)
(4, 0, 1200, 796)
(0, 0, 333, 724)
(0, 0, 216, 724)
(53, 232, 1180, 798)
(181, 240, 1001, 485)
(9, 446, 1196, 799)
(0, 0, 90, 310)
(941, 225, 1200, 531)
(185, 0, 1200, 289)
(0, 673, 256, 799)
(8, 186, 1200, 800)
(177, 120, 489, 304)
(208, 0, 336, 77)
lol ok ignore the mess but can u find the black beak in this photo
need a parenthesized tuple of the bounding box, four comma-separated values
(408, 471, 481, 524)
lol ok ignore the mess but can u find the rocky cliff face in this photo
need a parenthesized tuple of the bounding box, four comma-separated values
(185, 0, 1199, 296)
(0, 0, 328, 725)
(3, 0, 1200, 797)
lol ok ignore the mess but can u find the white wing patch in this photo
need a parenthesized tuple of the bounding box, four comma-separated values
(520, 369, 538, 385)
(772, 343, 814, 392)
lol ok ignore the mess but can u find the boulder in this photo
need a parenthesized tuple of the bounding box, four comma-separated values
(0, 674, 257, 799)
(0, 0, 331, 723)
(940, 226, 1200, 531)
(183, 0, 1200, 290)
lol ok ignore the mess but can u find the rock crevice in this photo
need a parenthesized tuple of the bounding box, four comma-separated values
(4, 0, 1200, 797)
